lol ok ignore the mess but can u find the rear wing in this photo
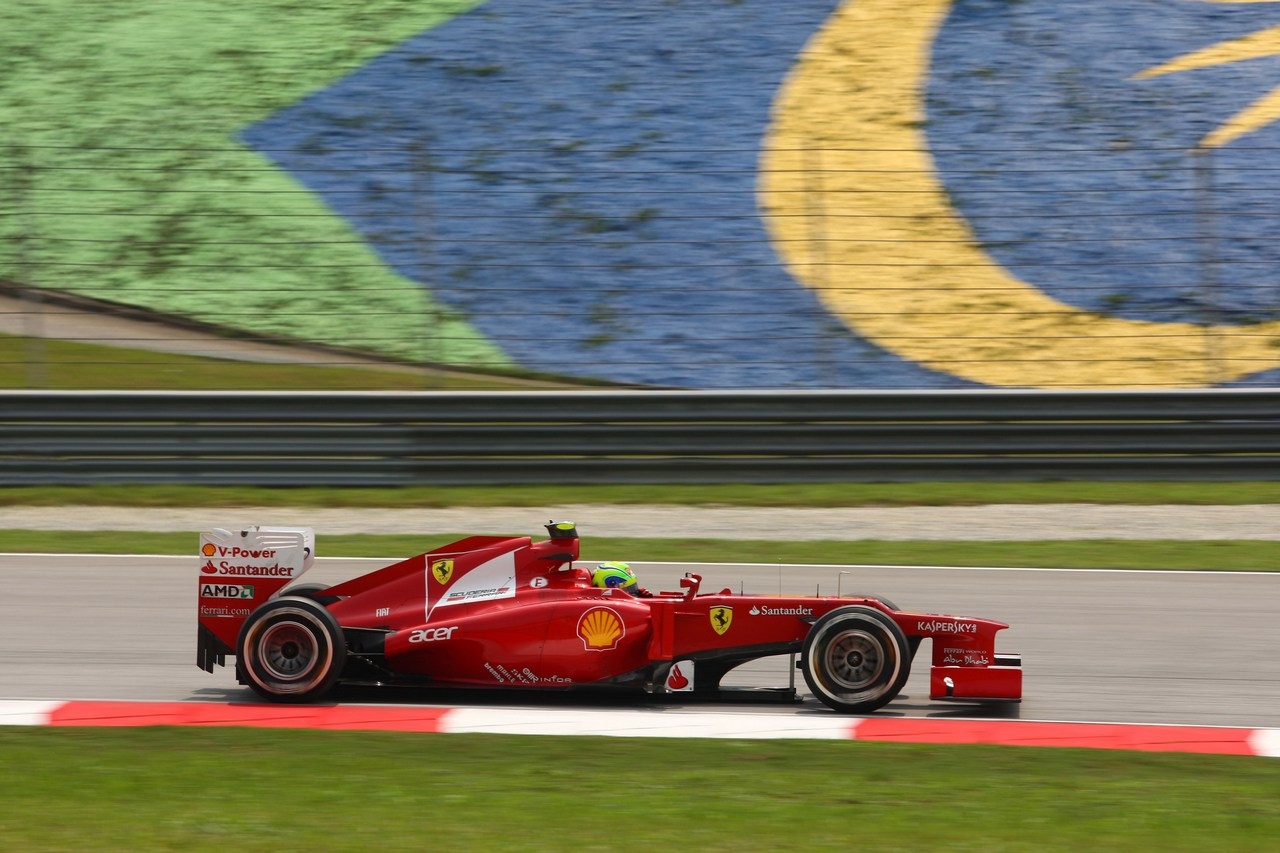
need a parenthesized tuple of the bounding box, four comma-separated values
(196, 526, 315, 672)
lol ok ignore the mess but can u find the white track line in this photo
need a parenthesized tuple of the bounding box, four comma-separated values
(4, 553, 1277, 576)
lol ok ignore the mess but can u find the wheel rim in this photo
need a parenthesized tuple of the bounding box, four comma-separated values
(822, 628, 886, 691)
(258, 620, 319, 682)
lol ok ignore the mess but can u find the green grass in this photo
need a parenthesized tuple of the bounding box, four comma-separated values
(1, 530, 1272, 571)
(0, 333, 557, 390)
(3, 481, 1278, 507)
(0, 728, 1276, 851)
(1, 0, 501, 367)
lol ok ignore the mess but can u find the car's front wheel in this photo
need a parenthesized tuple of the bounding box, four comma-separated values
(237, 597, 346, 703)
(801, 606, 911, 714)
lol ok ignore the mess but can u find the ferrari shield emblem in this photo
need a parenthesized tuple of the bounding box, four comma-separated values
(709, 605, 733, 636)
(430, 559, 454, 586)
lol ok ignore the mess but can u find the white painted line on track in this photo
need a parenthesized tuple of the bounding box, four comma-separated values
(644, 561, 1280, 576)
(0, 553, 397, 563)
(4, 553, 1277, 577)
(0, 553, 193, 560)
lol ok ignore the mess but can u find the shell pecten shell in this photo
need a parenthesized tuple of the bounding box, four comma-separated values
(577, 607, 624, 651)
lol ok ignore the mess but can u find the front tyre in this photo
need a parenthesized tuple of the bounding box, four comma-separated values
(842, 595, 899, 611)
(237, 597, 346, 703)
(801, 606, 911, 714)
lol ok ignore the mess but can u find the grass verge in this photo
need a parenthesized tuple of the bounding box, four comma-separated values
(0, 530, 1272, 571)
(0, 728, 1276, 852)
(2, 481, 1278, 507)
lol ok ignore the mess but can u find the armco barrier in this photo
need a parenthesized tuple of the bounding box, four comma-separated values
(1, 389, 1277, 485)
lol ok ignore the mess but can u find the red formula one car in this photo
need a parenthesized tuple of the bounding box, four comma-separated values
(196, 521, 1022, 713)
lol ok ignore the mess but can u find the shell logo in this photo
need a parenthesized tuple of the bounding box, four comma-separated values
(577, 607, 624, 652)
(201, 543, 216, 557)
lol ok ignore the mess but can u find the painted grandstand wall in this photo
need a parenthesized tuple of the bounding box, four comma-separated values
(7, 0, 1280, 388)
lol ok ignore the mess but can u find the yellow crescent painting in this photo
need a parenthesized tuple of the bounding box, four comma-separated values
(760, 0, 1280, 387)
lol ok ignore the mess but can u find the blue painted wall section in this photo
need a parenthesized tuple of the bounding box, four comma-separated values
(242, 0, 970, 389)
(244, 0, 1280, 388)
(928, 0, 1280, 386)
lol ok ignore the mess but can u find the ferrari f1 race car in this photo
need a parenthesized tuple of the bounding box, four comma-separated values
(196, 521, 1022, 713)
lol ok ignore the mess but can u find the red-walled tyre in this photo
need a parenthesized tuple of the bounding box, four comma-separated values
(237, 597, 346, 703)
(282, 582, 340, 606)
(801, 606, 911, 714)
(842, 595, 899, 611)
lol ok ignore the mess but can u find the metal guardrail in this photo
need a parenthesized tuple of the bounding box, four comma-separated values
(2, 389, 1277, 485)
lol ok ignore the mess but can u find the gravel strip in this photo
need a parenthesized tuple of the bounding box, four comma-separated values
(2, 504, 1275, 540)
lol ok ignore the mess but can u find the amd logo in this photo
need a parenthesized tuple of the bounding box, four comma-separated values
(199, 583, 255, 600)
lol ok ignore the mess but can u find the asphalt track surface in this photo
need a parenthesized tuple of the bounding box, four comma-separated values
(4, 553, 1279, 730)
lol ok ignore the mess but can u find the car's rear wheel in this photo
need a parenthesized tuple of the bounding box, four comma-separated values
(801, 606, 911, 714)
(237, 597, 346, 703)
(283, 582, 340, 606)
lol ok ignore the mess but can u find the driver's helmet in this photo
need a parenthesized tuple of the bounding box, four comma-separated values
(591, 561, 638, 594)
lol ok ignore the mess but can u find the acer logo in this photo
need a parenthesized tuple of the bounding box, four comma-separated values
(408, 626, 458, 643)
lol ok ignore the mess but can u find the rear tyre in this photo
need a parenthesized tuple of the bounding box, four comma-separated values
(283, 582, 340, 606)
(801, 606, 911, 714)
(237, 597, 346, 703)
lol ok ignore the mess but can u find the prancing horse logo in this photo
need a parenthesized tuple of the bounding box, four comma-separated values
(430, 559, 454, 586)
(710, 606, 733, 636)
